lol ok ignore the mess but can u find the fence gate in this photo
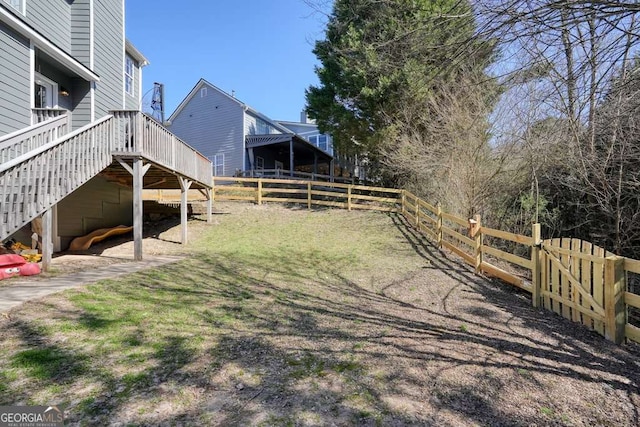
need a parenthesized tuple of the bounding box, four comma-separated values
(540, 238, 611, 336)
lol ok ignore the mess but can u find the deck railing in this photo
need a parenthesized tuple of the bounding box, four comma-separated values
(1, 111, 211, 242)
(0, 114, 69, 163)
(111, 111, 211, 185)
(206, 177, 640, 348)
(32, 108, 69, 124)
(0, 115, 114, 240)
(240, 169, 355, 184)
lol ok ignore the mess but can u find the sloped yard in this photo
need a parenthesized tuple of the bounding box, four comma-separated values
(0, 202, 639, 426)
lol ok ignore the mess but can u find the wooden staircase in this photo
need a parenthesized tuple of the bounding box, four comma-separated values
(0, 111, 212, 242)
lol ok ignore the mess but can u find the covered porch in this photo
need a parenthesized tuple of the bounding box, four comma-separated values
(245, 133, 334, 179)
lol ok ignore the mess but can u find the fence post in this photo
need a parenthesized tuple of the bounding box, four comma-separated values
(604, 256, 626, 344)
(211, 177, 216, 203)
(469, 214, 482, 273)
(531, 223, 542, 308)
(436, 202, 443, 248)
(307, 182, 312, 210)
(257, 178, 262, 205)
(414, 198, 420, 229)
(347, 185, 352, 211)
(401, 190, 406, 216)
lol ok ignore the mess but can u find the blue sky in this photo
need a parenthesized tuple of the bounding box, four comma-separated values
(125, 1, 329, 122)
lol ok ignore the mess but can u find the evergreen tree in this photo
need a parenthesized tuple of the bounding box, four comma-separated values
(306, 0, 496, 186)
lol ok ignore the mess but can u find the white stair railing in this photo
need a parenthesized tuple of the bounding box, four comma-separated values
(0, 115, 113, 240)
(0, 114, 69, 163)
(1, 111, 212, 241)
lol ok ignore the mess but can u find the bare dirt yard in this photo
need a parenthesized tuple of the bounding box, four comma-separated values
(0, 202, 639, 426)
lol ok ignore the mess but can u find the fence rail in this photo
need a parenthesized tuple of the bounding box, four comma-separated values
(239, 169, 355, 184)
(204, 177, 640, 347)
(212, 176, 400, 212)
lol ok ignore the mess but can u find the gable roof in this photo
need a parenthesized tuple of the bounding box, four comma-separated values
(167, 79, 294, 136)
(167, 78, 244, 123)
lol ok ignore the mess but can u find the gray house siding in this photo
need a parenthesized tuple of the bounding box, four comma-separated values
(70, 79, 91, 129)
(93, 0, 124, 117)
(57, 175, 134, 250)
(169, 83, 245, 176)
(0, 21, 30, 136)
(24, 0, 71, 52)
(70, 0, 91, 67)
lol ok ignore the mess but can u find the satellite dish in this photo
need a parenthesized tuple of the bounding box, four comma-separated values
(141, 82, 165, 124)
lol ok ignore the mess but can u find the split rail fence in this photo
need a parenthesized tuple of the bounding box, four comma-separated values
(152, 176, 640, 346)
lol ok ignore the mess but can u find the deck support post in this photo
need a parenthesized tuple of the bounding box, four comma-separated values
(206, 188, 213, 224)
(133, 158, 150, 260)
(178, 176, 193, 244)
(117, 156, 150, 261)
(41, 208, 53, 272)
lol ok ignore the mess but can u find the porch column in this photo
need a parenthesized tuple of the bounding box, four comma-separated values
(247, 147, 255, 174)
(289, 138, 294, 177)
(330, 159, 335, 182)
(178, 176, 193, 244)
(313, 153, 318, 175)
(41, 208, 53, 272)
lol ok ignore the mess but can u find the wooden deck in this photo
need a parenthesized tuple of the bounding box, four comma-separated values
(0, 111, 212, 255)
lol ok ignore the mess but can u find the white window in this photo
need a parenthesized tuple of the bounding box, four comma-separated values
(256, 156, 264, 170)
(5, 0, 25, 14)
(256, 118, 272, 134)
(200, 87, 207, 98)
(318, 135, 328, 152)
(34, 73, 58, 109)
(124, 56, 134, 96)
(213, 153, 224, 176)
(308, 135, 318, 145)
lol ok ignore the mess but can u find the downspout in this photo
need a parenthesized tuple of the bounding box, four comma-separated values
(242, 105, 248, 173)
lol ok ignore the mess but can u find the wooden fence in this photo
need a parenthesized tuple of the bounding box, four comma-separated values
(148, 177, 640, 347)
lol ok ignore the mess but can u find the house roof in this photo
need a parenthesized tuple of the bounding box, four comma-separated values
(167, 78, 243, 123)
(169, 79, 298, 135)
(0, 4, 100, 82)
(125, 39, 149, 67)
(168, 78, 334, 160)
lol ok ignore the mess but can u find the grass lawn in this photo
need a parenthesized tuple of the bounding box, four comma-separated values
(1, 202, 639, 426)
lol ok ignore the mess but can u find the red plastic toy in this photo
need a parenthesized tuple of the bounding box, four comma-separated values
(0, 254, 41, 279)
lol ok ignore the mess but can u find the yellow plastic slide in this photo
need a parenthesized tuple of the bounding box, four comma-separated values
(69, 225, 133, 251)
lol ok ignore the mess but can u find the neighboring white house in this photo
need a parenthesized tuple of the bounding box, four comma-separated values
(167, 79, 334, 178)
